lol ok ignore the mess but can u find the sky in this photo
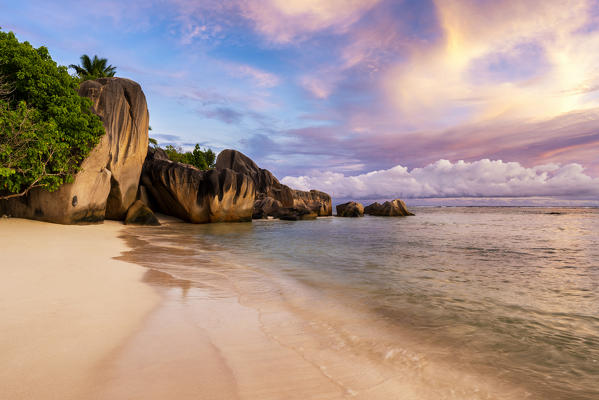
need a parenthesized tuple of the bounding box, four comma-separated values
(3, 0, 599, 205)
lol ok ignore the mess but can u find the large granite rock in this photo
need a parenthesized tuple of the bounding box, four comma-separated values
(0, 78, 148, 224)
(364, 199, 414, 216)
(141, 148, 255, 223)
(252, 197, 283, 219)
(79, 78, 149, 219)
(336, 201, 364, 217)
(292, 189, 332, 217)
(125, 200, 160, 226)
(0, 152, 112, 224)
(215, 149, 332, 219)
(276, 207, 318, 221)
(215, 149, 294, 206)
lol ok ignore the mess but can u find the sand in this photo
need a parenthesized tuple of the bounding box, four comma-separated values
(1, 217, 528, 400)
(0, 218, 159, 400)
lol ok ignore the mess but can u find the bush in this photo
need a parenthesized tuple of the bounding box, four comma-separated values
(163, 144, 215, 170)
(0, 30, 105, 199)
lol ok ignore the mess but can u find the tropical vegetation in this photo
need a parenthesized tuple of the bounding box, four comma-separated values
(69, 54, 116, 81)
(163, 144, 216, 170)
(0, 30, 105, 200)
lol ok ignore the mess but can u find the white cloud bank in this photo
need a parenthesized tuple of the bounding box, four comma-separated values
(281, 159, 599, 200)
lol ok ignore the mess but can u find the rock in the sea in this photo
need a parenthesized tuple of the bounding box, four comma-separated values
(0, 78, 149, 224)
(275, 207, 318, 221)
(364, 199, 414, 216)
(252, 197, 283, 219)
(336, 201, 364, 217)
(215, 149, 332, 219)
(141, 149, 255, 223)
(292, 189, 332, 217)
(125, 200, 160, 226)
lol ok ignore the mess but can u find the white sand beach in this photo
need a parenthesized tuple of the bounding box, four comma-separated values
(0, 218, 159, 400)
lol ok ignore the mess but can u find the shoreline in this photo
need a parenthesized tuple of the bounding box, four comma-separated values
(3, 213, 589, 399)
(103, 218, 535, 400)
(0, 218, 160, 400)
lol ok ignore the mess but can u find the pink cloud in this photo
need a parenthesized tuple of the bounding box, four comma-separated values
(282, 159, 599, 200)
(239, 0, 381, 43)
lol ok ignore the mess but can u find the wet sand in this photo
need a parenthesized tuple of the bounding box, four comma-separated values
(94, 220, 533, 400)
(0, 218, 159, 400)
(2, 217, 534, 399)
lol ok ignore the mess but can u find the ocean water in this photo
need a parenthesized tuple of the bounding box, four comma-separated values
(123, 207, 599, 399)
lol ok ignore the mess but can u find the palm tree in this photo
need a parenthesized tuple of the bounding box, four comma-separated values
(69, 54, 116, 81)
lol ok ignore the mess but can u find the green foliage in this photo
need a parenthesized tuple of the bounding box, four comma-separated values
(0, 30, 105, 199)
(69, 54, 116, 81)
(163, 144, 215, 170)
(148, 137, 158, 147)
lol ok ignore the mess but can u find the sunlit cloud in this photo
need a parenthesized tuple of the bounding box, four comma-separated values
(226, 63, 280, 88)
(282, 159, 599, 200)
(239, 0, 381, 43)
(384, 0, 599, 128)
(300, 75, 334, 99)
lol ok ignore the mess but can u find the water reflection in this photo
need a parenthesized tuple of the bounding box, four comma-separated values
(118, 207, 599, 400)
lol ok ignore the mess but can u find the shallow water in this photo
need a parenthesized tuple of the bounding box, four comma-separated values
(123, 207, 599, 400)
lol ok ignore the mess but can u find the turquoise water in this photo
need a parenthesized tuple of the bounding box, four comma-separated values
(127, 207, 599, 399)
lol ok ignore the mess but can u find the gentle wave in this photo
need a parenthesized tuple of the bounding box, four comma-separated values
(122, 207, 599, 400)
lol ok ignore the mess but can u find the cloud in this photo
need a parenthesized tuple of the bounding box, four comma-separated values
(239, 0, 381, 43)
(226, 63, 279, 87)
(238, 107, 599, 179)
(300, 75, 333, 99)
(281, 159, 599, 200)
(199, 107, 244, 124)
(383, 0, 599, 127)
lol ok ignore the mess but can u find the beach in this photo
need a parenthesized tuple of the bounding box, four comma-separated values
(2, 208, 597, 400)
(0, 218, 158, 399)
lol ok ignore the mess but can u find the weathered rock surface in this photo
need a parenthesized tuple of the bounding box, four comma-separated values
(252, 197, 283, 219)
(215, 149, 332, 219)
(125, 200, 160, 226)
(141, 148, 255, 223)
(79, 78, 149, 219)
(292, 189, 332, 217)
(0, 158, 112, 224)
(215, 149, 294, 206)
(364, 199, 414, 216)
(275, 207, 318, 221)
(336, 201, 364, 217)
(0, 78, 148, 224)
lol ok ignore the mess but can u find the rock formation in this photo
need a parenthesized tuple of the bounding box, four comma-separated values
(364, 199, 414, 216)
(140, 148, 255, 223)
(79, 78, 149, 219)
(125, 200, 160, 226)
(214, 149, 332, 219)
(0, 78, 149, 224)
(252, 197, 283, 219)
(215, 149, 294, 206)
(336, 201, 364, 217)
(276, 207, 317, 221)
(292, 189, 333, 216)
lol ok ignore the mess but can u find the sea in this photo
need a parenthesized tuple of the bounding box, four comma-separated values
(122, 207, 599, 400)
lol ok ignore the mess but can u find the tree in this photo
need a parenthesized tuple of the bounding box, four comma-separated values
(0, 31, 105, 200)
(0, 100, 57, 198)
(69, 54, 116, 81)
(189, 144, 215, 170)
(163, 144, 215, 170)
